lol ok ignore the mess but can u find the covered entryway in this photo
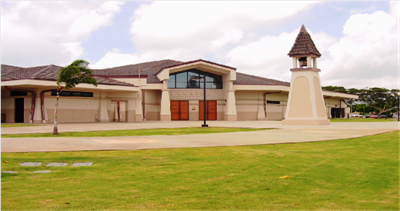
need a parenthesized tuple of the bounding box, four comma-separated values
(331, 108, 344, 119)
(171, 101, 189, 120)
(111, 101, 127, 122)
(199, 100, 217, 120)
(14, 98, 24, 123)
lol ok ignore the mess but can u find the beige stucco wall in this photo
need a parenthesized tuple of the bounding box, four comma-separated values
(1, 98, 15, 123)
(236, 91, 259, 121)
(145, 90, 161, 120)
(265, 93, 288, 120)
(45, 95, 100, 123)
(41, 90, 138, 123)
(1, 90, 32, 123)
(236, 91, 288, 121)
(288, 76, 313, 118)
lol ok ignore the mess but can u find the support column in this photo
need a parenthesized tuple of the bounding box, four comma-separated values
(225, 81, 237, 121)
(99, 91, 109, 122)
(135, 93, 143, 122)
(126, 99, 136, 122)
(313, 57, 318, 68)
(33, 94, 42, 123)
(160, 80, 171, 121)
(292, 57, 298, 68)
(257, 93, 265, 120)
(307, 57, 312, 67)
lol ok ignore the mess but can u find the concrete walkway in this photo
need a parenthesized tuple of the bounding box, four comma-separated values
(1, 121, 399, 152)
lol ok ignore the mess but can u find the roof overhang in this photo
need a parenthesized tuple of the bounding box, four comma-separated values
(322, 91, 359, 99)
(234, 85, 290, 92)
(234, 85, 359, 99)
(157, 60, 237, 81)
(1, 79, 139, 92)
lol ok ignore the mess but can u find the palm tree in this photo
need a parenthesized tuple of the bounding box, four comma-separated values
(53, 59, 98, 135)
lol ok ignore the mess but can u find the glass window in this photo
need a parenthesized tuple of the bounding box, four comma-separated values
(168, 74, 176, 88)
(81, 92, 93, 97)
(188, 71, 200, 88)
(51, 91, 93, 97)
(168, 69, 223, 89)
(176, 72, 187, 88)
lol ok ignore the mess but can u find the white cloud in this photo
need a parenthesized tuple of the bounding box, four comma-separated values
(225, 2, 399, 89)
(91, 48, 140, 69)
(319, 1, 399, 89)
(1, 1, 125, 67)
(54, 1, 398, 90)
(92, 1, 319, 68)
(225, 28, 337, 82)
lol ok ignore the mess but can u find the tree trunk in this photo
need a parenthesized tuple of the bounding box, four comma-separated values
(53, 88, 61, 135)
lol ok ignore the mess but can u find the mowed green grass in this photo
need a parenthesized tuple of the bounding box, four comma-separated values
(1, 127, 269, 138)
(1, 124, 39, 127)
(331, 118, 397, 122)
(1, 131, 399, 210)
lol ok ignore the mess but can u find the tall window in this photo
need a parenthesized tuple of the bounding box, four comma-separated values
(168, 69, 223, 89)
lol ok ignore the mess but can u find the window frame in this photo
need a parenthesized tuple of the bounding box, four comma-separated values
(51, 90, 93, 97)
(168, 69, 223, 89)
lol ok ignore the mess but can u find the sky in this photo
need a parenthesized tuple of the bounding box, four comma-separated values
(1, 1, 399, 89)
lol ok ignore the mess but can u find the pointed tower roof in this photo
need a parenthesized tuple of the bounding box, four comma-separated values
(288, 25, 321, 57)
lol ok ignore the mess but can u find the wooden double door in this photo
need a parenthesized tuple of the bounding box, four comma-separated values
(171, 101, 189, 120)
(199, 100, 217, 120)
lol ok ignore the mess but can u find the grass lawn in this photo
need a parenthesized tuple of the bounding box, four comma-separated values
(1, 124, 39, 127)
(1, 131, 398, 210)
(1, 127, 269, 138)
(330, 118, 397, 122)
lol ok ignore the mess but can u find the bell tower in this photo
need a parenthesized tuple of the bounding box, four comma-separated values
(283, 25, 330, 125)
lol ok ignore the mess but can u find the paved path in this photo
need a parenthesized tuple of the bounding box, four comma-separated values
(1, 121, 399, 152)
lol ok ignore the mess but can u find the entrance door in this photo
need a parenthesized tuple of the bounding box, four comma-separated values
(199, 100, 217, 120)
(331, 108, 344, 119)
(170, 101, 189, 120)
(15, 98, 24, 123)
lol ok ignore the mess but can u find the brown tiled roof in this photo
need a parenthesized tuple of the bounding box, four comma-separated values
(92, 76, 136, 87)
(1, 64, 135, 87)
(1, 64, 24, 76)
(143, 60, 184, 83)
(92, 60, 183, 76)
(91, 59, 184, 84)
(1, 65, 54, 80)
(2, 60, 290, 87)
(288, 25, 321, 57)
(234, 72, 290, 86)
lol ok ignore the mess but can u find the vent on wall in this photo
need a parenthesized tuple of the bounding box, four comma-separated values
(267, 100, 280, 104)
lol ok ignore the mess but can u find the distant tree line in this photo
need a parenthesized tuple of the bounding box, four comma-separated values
(322, 86, 400, 118)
